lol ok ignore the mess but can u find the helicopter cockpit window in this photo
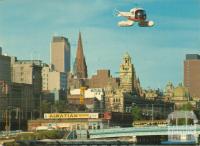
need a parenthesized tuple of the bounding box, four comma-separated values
(135, 10, 146, 19)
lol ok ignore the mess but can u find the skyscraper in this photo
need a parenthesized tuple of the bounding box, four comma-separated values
(184, 54, 200, 98)
(51, 36, 70, 73)
(73, 32, 88, 78)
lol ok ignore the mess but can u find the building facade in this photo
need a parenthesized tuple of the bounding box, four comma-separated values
(0, 82, 34, 125)
(41, 64, 50, 91)
(103, 53, 143, 113)
(69, 88, 105, 112)
(104, 87, 124, 112)
(89, 70, 119, 89)
(11, 59, 42, 96)
(0, 50, 11, 83)
(41, 64, 67, 101)
(48, 71, 67, 91)
(164, 81, 174, 98)
(184, 54, 200, 98)
(120, 53, 134, 92)
(119, 52, 142, 95)
(28, 113, 107, 131)
(51, 36, 70, 73)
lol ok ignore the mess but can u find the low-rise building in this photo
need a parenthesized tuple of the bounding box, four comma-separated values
(28, 113, 107, 131)
(69, 88, 104, 112)
(104, 87, 124, 112)
(0, 81, 34, 130)
(164, 82, 194, 108)
(104, 87, 135, 113)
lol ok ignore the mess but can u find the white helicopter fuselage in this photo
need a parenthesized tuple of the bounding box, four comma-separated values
(117, 8, 154, 27)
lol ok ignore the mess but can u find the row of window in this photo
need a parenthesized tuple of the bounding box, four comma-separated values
(113, 98, 121, 102)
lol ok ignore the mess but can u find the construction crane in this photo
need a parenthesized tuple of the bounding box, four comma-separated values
(80, 87, 86, 105)
(72, 77, 87, 105)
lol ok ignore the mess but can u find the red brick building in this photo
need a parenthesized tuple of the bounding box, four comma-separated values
(184, 54, 200, 98)
(89, 70, 119, 89)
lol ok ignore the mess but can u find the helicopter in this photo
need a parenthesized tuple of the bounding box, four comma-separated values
(116, 7, 154, 27)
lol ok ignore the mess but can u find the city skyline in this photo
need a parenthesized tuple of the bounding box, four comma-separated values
(0, 0, 199, 89)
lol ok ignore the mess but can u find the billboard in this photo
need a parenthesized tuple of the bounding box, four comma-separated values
(44, 113, 98, 119)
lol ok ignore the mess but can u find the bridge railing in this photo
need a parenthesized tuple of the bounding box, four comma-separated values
(0, 130, 22, 138)
(88, 125, 200, 138)
(167, 125, 198, 135)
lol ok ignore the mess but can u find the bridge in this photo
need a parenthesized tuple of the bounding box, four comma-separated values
(85, 111, 200, 144)
(82, 125, 199, 144)
(88, 125, 200, 138)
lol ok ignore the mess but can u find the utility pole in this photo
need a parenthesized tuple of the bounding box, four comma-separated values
(9, 110, 11, 131)
(18, 108, 21, 130)
(5, 109, 8, 132)
(39, 94, 42, 119)
(151, 104, 154, 122)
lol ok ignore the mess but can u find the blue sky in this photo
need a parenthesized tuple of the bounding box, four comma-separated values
(0, 0, 200, 89)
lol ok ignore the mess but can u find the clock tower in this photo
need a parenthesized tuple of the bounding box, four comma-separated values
(119, 52, 136, 92)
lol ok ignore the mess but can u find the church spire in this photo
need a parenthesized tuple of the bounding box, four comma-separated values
(74, 32, 88, 78)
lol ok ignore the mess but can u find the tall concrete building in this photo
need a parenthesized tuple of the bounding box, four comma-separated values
(0, 48, 11, 83)
(73, 32, 88, 78)
(184, 54, 200, 98)
(51, 36, 70, 73)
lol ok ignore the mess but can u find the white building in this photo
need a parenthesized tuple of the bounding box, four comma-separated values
(70, 88, 104, 112)
(42, 65, 67, 91)
(42, 65, 50, 91)
(41, 65, 67, 101)
(48, 71, 66, 91)
(70, 88, 104, 101)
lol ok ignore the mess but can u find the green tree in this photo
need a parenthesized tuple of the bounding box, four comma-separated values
(132, 106, 142, 120)
(53, 100, 67, 112)
(41, 100, 51, 114)
(177, 102, 193, 125)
